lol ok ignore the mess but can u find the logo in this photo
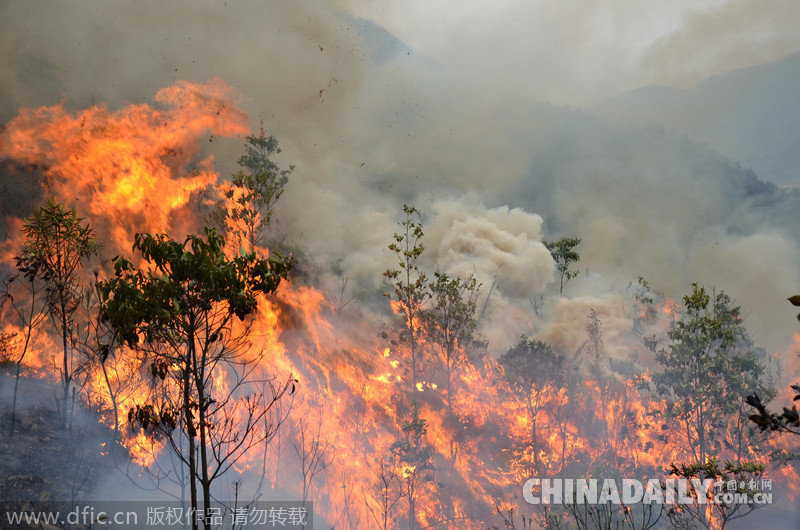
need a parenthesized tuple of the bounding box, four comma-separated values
(522, 478, 773, 505)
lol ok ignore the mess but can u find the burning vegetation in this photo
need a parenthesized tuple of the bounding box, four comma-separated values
(0, 79, 799, 530)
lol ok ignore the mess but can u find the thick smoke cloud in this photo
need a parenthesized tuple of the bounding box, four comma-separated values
(422, 197, 555, 347)
(2, 2, 799, 356)
(425, 196, 553, 298)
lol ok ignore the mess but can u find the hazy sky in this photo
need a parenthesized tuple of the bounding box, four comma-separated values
(2, 0, 799, 114)
(344, 0, 800, 106)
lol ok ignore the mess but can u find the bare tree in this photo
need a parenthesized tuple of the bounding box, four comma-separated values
(331, 470, 362, 530)
(71, 276, 135, 434)
(257, 386, 296, 493)
(292, 404, 335, 506)
(491, 506, 539, 530)
(362, 457, 404, 530)
(4, 269, 46, 437)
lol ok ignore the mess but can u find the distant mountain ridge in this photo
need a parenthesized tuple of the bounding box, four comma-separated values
(591, 51, 800, 186)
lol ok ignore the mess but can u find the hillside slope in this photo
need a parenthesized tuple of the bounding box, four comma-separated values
(591, 51, 800, 186)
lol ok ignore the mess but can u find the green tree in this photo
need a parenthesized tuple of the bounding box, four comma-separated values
(499, 336, 563, 476)
(223, 128, 294, 252)
(543, 237, 581, 295)
(654, 283, 773, 466)
(391, 401, 436, 530)
(385, 205, 429, 391)
(99, 228, 293, 530)
(17, 198, 98, 430)
(425, 272, 480, 415)
(654, 283, 773, 529)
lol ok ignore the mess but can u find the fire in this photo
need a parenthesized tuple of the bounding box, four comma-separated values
(0, 77, 247, 254)
(0, 79, 797, 529)
(659, 298, 678, 319)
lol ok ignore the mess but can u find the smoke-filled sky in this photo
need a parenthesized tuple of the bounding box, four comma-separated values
(2, 0, 800, 355)
(346, 0, 800, 106)
(3, 0, 800, 110)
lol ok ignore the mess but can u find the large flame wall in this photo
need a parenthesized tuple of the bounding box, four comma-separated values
(0, 80, 797, 529)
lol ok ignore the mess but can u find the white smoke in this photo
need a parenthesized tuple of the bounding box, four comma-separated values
(425, 196, 554, 298)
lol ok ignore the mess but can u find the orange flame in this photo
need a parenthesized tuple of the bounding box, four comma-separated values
(1, 80, 797, 528)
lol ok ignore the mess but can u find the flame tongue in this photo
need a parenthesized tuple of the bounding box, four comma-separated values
(0, 78, 247, 253)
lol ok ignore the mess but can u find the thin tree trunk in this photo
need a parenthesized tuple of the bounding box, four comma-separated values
(183, 358, 198, 530)
(100, 359, 119, 433)
(446, 353, 453, 414)
(410, 312, 418, 390)
(408, 479, 416, 530)
(198, 370, 211, 528)
(61, 294, 71, 431)
(10, 362, 22, 437)
(10, 296, 36, 437)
